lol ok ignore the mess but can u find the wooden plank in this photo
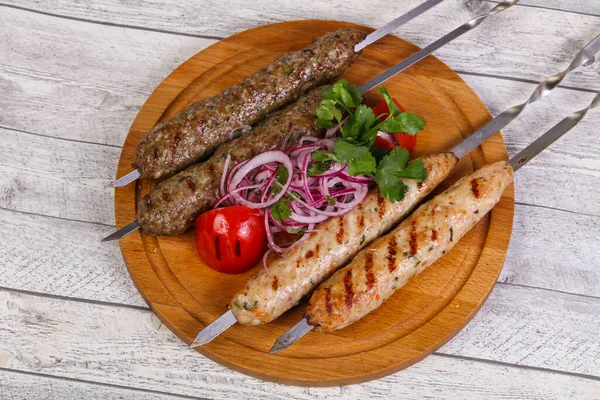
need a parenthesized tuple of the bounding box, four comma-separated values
(0, 8, 214, 145)
(0, 127, 118, 225)
(440, 283, 600, 377)
(461, 74, 600, 217)
(501, 204, 600, 297)
(1, 289, 599, 398)
(2, 5, 599, 147)
(2, 0, 599, 92)
(0, 207, 145, 307)
(0, 369, 186, 400)
(489, 0, 600, 16)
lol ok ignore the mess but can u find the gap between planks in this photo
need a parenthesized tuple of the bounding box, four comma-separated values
(0, 2, 223, 41)
(1, 1, 599, 96)
(0, 367, 210, 400)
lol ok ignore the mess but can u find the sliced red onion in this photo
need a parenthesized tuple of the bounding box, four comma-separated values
(229, 151, 293, 208)
(338, 171, 375, 184)
(219, 137, 374, 255)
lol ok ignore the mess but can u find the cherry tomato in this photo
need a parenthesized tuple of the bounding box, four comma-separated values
(372, 98, 417, 155)
(195, 206, 266, 274)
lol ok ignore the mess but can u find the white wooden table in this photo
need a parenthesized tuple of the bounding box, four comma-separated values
(1, 1, 599, 398)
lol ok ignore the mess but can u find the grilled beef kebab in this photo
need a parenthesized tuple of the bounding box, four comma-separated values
(113, 28, 366, 184)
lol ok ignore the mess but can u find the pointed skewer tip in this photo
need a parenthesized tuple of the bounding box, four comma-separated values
(269, 318, 314, 354)
(101, 220, 140, 242)
(107, 169, 142, 188)
(190, 310, 237, 348)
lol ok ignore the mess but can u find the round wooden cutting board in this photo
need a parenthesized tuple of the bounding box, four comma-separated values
(114, 20, 514, 386)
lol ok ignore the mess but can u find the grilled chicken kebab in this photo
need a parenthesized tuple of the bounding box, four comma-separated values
(305, 161, 513, 331)
(230, 154, 456, 325)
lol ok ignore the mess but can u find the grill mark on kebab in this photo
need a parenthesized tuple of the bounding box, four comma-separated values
(409, 221, 418, 256)
(365, 253, 376, 289)
(470, 178, 481, 199)
(387, 236, 398, 273)
(344, 270, 354, 309)
(358, 214, 365, 230)
(336, 218, 345, 245)
(377, 193, 386, 218)
(324, 287, 333, 315)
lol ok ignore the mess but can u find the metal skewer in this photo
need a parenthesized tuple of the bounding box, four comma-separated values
(187, 2, 524, 347)
(108, 0, 447, 189)
(510, 91, 600, 171)
(105, 0, 518, 243)
(450, 32, 600, 160)
(107, 169, 141, 188)
(269, 89, 600, 355)
(355, 0, 446, 52)
(359, 0, 521, 93)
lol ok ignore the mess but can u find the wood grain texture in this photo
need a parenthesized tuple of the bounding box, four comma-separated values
(0, 7, 214, 145)
(112, 19, 513, 386)
(2, 289, 600, 399)
(1, 203, 596, 306)
(501, 204, 600, 297)
(0, 369, 186, 400)
(0, 127, 118, 225)
(488, 0, 600, 15)
(0, 208, 145, 307)
(1, 0, 599, 396)
(3, 0, 599, 91)
(440, 283, 600, 376)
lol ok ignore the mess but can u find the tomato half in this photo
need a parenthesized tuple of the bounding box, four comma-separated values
(372, 98, 417, 155)
(195, 206, 266, 274)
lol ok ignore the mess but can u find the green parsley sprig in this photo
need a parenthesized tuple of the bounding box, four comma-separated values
(314, 79, 428, 202)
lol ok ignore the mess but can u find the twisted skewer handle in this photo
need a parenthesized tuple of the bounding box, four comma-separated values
(451, 33, 600, 159)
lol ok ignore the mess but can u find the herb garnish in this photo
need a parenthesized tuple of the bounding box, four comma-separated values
(271, 196, 293, 221)
(315, 79, 427, 201)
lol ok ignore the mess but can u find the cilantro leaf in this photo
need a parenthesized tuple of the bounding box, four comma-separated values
(271, 196, 293, 221)
(370, 145, 390, 163)
(323, 79, 362, 112)
(343, 105, 379, 145)
(326, 195, 336, 205)
(316, 99, 342, 128)
(307, 160, 331, 177)
(334, 140, 376, 176)
(377, 87, 402, 116)
(378, 112, 426, 135)
(381, 146, 410, 170)
(375, 148, 428, 202)
(345, 83, 363, 108)
(288, 226, 307, 235)
(311, 150, 338, 162)
(395, 158, 427, 181)
(271, 166, 289, 195)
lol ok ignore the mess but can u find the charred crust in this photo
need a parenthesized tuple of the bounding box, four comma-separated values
(344, 270, 354, 309)
(377, 193, 386, 218)
(470, 178, 481, 199)
(365, 253, 376, 289)
(410, 221, 418, 256)
(336, 218, 345, 245)
(387, 236, 398, 273)
(324, 287, 332, 315)
(358, 214, 365, 230)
